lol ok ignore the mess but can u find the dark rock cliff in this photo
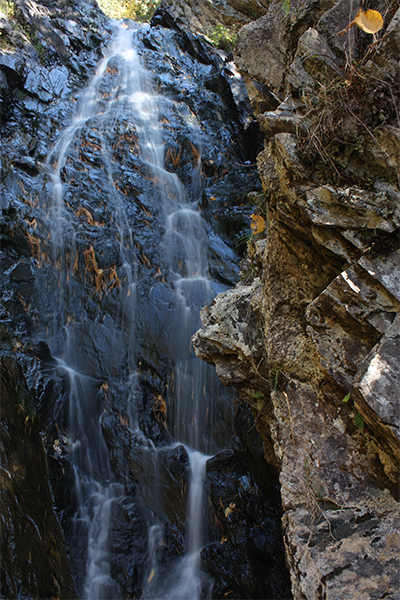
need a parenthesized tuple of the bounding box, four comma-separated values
(1, 1, 292, 599)
(1, 356, 77, 599)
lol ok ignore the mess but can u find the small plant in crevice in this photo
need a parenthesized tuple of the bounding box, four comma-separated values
(269, 366, 287, 393)
(298, 63, 400, 186)
(342, 391, 365, 433)
(237, 231, 253, 249)
(282, 0, 291, 18)
(252, 391, 264, 412)
(34, 40, 47, 62)
(208, 24, 237, 51)
(354, 412, 365, 432)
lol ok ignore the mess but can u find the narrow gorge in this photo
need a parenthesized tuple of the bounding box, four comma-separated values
(1, 1, 399, 599)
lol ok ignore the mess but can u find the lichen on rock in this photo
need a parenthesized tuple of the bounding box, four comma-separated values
(193, 1, 400, 597)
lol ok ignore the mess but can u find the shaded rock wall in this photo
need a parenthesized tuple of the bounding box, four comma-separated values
(0, 357, 76, 599)
(191, 0, 400, 598)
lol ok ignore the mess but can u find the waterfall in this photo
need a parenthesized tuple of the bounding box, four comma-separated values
(146, 451, 212, 600)
(44, 21, 234, 599)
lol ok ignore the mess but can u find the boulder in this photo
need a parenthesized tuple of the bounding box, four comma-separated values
(152, 0, 269, 38)
(235, 3, 287, 98)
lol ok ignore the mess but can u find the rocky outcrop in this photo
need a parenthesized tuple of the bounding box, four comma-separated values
(151, 0, 270, 40)
(193, 1, 400, 598)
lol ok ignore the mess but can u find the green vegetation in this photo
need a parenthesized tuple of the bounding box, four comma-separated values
(269, 366, 286, 393)
(252, 391, 264, 411)
(354, 412, 365, 431)
(208, 24, 237, 51)
(342, 392, 366, 432)
(34, 39, 47, 62)
(282, 0, 291, 17)
(0, 0, 15, 18)
(97, 0, 161, 22)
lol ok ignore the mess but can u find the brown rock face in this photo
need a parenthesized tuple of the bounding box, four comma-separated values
(193, 1, 400, 598)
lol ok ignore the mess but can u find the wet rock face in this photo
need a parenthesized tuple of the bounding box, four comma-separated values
(108, 496, 149, 598)
(193, 1, 400, 598)
(0, 356, 76, 600)
(202, 404, 292, 600)
(1, 1, 281, 598)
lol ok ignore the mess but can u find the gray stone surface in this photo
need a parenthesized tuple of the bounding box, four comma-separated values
(235, 3, 287, 95)
(193, 2, 400, 598)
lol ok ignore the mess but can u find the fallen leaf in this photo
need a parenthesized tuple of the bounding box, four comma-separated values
(250, 214, 266, 235)
(354, 9, 383, 34)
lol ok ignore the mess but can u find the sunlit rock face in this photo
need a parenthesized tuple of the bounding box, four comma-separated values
(192, 1, 400, 598)
(151, 0, 270, 39)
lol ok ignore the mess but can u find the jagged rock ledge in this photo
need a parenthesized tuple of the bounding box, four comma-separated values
(190, 0, 400, 598)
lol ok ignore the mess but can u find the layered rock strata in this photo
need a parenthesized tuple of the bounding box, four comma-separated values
(193, 1, 400, 598)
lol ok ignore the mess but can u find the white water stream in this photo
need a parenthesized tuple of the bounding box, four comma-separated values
(46, 23, 230, 599)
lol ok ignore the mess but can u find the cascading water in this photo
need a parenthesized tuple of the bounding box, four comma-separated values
(43, 21, 237, 599)
(145, 451, 212, 600)
(43, 27, 146, 598)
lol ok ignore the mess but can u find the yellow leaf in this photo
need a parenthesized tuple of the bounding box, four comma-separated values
(250, 214, 266, 235)
(353, 9, 383, 34)
(148, 568, 155, 583)
(225, 507, 232, 517)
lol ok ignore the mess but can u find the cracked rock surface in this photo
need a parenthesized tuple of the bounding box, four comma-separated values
(192, 0, 400, 598)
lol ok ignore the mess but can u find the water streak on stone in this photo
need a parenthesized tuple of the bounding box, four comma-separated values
(45, 22, 233, 599)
